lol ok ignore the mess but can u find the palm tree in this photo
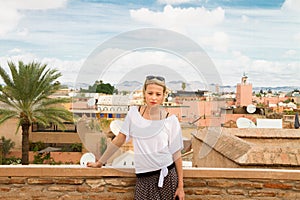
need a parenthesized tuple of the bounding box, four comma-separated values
(0, 61, 73, 165)
(181, 82, 186, 91)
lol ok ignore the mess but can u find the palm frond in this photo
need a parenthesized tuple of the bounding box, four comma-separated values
(13, 120, 22, 135)
(0, 109, 18, 124)
(0, 64, 14, 87)
(34, 107, 73, 121)
(9, 61, 21, 86)
(32, 112, 72, 129)
(38, 97, 71, 107)
(0, 93, 18, 108)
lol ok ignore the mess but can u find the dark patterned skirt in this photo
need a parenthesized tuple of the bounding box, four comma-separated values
(134, 165, 178, 200)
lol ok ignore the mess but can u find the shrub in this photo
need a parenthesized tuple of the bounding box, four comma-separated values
(30, 141, 45, 152)
(70, 143, 82, 152)
(1, 136, 15, 158)
(2, 157, 21, 165)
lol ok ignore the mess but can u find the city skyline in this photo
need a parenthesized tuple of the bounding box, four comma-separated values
(0, 0, 299, 87)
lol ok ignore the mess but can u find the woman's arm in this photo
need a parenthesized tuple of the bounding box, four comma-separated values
(173, 150, 185, 200)
(87, 132, 126, 168)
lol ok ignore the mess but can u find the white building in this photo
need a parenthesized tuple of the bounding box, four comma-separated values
(96, 95, 130, 118)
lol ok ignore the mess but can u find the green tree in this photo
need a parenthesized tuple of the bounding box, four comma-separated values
(0, 61, 73, 165)
(96, 81, 115, 94)
(80, 80, 115, 94)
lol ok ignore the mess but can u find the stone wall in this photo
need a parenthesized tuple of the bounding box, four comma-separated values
(1, 166, 300, 200)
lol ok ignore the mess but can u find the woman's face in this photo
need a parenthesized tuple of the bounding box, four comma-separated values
(144, 83, 165, 107)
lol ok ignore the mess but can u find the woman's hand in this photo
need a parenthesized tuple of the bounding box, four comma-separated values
(174, 187, 185, 200)
(87, 161, 103, 168)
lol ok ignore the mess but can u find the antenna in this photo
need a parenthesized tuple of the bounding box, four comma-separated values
(246, 104, 256, 114)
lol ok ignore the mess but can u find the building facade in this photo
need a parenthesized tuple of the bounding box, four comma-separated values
(236, 74, 253, 107)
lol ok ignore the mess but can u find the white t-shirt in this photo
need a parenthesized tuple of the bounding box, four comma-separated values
(120, 106, 183, 174)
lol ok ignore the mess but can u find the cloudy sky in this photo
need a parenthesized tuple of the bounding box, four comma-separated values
(0, 0, 299, 88)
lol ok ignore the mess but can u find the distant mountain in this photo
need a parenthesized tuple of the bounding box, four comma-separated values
(114, 80, 210, 92)
(253, 86, 299, 93)
(62, 80, 299, 93)
(115, 81, 142, 92)
(62, 82, 90, 89)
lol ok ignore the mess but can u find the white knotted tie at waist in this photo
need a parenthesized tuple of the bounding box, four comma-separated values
(158, 167, 168, 187)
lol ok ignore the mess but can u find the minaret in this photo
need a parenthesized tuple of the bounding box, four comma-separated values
(236, 73, 252, 107)
(241, 73, 248, 85)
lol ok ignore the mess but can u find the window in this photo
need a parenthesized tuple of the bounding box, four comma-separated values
(32, 122, 76, 133)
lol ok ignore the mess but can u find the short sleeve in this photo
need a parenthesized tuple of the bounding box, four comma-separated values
(168, 116, 184, 154)
(120, 106, 134, 142)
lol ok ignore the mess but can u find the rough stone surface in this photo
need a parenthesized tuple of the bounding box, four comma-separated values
(1, 166, 300, 199)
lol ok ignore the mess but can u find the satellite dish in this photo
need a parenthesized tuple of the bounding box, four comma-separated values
(87, 98, 96, 107)
(236, 117, 256, 128)
(80, 152, 96, 167)
(94, 93, 99, 99)
(110, 120, 124, 136)
(278, 102, 284, 107)
(246, 104, 256, 114)
(68, 92, 76, 97)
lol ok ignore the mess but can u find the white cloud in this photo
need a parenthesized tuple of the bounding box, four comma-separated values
(130, 5, 225, 29)
(157, 0, 194, 5)
(283, 50, 297, 58)
(0, 3, 22, 36)
(8, 48, 22, 54)
(281, 0, 300, 12)
(214, 51, 300, 87)
(4, 0, 67, 10)
(241, 15, 249, 23)
(41, 57, 84, 84)
(16, 28, 29, 37)
(232, 51, 251, 66)
(294, 33, 300, 42)
(214, 51, 251, 80)
(200, 32, 229, 52)
(0, 53, 37, 66)
(102, 50, 202, 83)
(0, 0, 67, 37)
(0, 53, 83, 84)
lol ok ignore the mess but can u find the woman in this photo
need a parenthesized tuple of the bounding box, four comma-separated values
(88, 75, 185, 200)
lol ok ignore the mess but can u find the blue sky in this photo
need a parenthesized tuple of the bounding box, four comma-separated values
(0, 0, 299, 88)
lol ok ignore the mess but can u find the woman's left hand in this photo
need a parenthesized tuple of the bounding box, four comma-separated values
(174, 187, 185, 200)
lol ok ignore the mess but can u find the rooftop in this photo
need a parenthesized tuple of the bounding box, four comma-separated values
(193, 128, 300, 168)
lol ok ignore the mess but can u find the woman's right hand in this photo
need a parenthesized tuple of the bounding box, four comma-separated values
(87, 161, 103, 168)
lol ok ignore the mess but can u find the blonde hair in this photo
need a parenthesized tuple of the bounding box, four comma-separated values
(142, 76, 167, 103)
(143, 78, 166, 92)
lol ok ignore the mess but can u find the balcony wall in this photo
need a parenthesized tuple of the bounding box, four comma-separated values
(1, 166, 300, 199)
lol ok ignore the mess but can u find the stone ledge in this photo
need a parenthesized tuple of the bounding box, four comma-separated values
(1, 165, 300, 181)
(227, 128, 300, 138)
